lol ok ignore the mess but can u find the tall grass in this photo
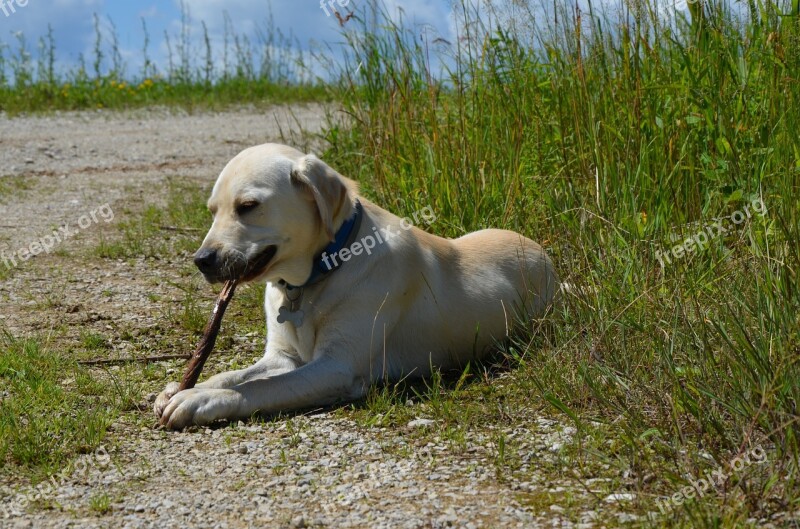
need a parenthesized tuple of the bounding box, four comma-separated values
(324, 0, 799, 523)
(0, 4, 327, 114)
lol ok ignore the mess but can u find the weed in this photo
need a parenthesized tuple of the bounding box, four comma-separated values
(80, 331, 109, 352)
(0, 175, 32, 202)
(88, 492, 112, 515)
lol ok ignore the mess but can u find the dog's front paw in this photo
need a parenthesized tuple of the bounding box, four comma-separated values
(153, 381, 180, 420)
(159, 388, 244, 429)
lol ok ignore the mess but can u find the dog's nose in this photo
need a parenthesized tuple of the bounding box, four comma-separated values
(194, 248, 218, 273)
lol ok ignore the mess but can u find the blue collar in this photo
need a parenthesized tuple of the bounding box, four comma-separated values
(282, 199, 363, 290)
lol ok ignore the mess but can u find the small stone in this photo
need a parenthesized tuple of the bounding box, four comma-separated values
(291, 515, 307, 528)
(237, 444, 248, 454)
(604, 493, 636, 503)
(407, 418, 435, 428)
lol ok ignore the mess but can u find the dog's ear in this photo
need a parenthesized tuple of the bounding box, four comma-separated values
(290, 154, 346, 241)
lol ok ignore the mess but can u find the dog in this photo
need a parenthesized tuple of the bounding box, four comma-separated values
(154, 143, 559, 429)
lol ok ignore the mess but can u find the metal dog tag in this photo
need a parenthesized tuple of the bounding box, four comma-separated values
(277, 306, 304, 327)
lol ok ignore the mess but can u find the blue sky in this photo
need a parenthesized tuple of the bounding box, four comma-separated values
(0, 0, 456, 79)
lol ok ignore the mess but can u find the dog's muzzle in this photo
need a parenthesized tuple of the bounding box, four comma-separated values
(194, 245, 278, 283)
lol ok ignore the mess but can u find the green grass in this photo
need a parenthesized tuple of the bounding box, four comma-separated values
(0, 261, 12, 281)
(87, 492, 112, 515)
(80, 330, 110, 352)
(321, 0, 800, 525)
(95, 179, 210, 260)
(0, 334, 116, 481)
(0, 175, 32, 202)
(0, 76, 329, 115)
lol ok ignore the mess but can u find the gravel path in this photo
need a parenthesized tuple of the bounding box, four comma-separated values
(3, 414, 601, 529)
(0, 108, 632, 528)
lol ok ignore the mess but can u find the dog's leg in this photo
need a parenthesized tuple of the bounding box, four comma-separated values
(159, 355, 363, 429)
(153, 349, 299, 419)
(198, 350, 299, 389)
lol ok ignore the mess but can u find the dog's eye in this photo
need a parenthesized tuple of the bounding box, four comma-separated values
(235, 201, 260, 216)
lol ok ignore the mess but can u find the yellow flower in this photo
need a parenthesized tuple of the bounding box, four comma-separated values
(110, 80, 117, 87)
(142, 78, 154, 88)
(117, 82, 127, 90)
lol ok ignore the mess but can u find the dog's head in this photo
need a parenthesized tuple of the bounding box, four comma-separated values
(194, 143, 356, 285)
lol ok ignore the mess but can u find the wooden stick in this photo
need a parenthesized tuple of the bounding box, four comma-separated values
(178, 279, 237, 391)
(79, 353, 190, 366)
(159, 225, 201, 233)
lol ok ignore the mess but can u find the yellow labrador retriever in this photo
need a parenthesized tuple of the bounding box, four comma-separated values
(155, 143, 559, 429)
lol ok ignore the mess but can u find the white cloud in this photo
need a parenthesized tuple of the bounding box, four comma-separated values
(51, 0, 103, 8)
(138, 5, 160, 18)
